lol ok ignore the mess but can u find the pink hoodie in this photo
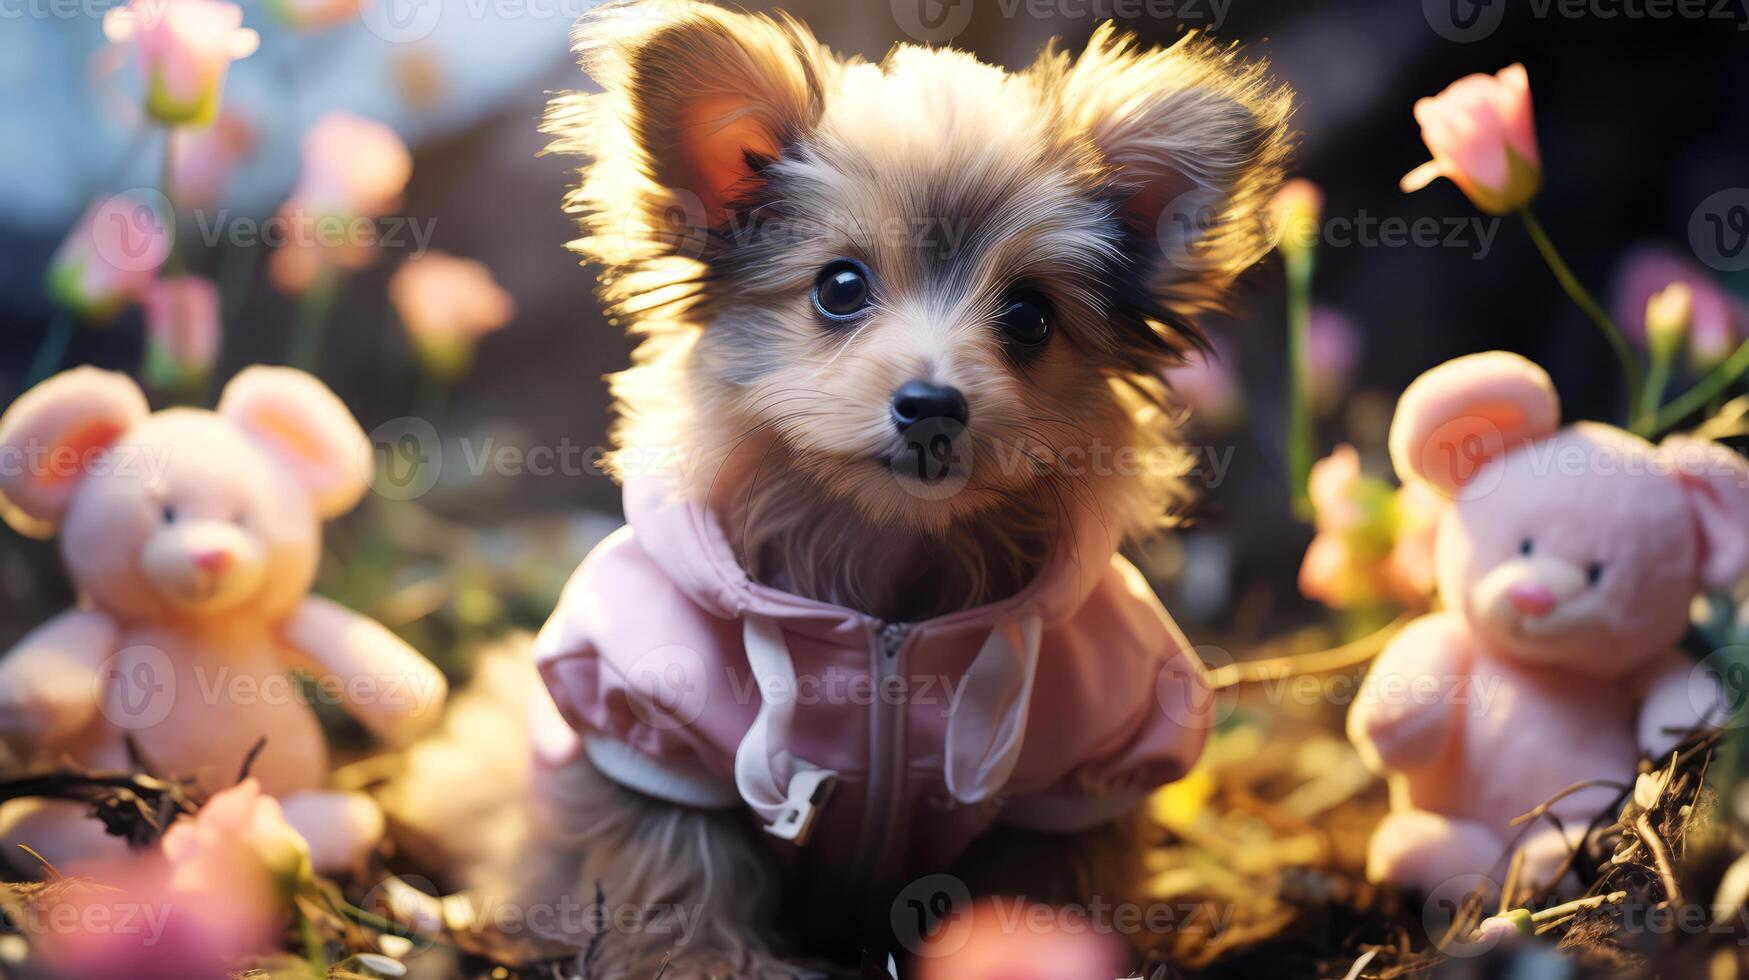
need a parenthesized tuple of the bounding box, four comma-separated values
(533, 477, 1212, 899)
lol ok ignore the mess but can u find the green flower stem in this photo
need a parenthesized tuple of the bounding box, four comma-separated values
(414, 370, 450, 424)
(1285, 248, 1317, 522)
(1637, 340, 1675, 433)
(24, 309, 75, 389)
(1649, 337, 1749, 437)
(159, 125, 184, 277)
(1517, 208, 1643, 425)
(288, 274, 341, 372)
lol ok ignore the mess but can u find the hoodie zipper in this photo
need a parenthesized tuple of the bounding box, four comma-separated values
(856, 621, 912, 892)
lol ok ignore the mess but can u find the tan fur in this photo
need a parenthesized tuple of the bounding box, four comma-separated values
(546, 0, 1290, 620)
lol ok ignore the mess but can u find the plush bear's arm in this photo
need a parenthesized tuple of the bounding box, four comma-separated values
(0, 609, 119, 750)
(1347, 612, 1475, 776)
(279, 596, 447, 745)
(1637, 655, 1723, 761)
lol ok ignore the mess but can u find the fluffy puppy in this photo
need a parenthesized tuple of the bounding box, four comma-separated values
(530, 1, 1291, 974)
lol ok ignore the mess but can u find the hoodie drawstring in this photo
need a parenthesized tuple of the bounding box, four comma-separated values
(733, 610, 1046, 845)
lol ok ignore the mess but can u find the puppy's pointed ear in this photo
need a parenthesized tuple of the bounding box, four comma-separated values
(1051, 27, 1292, 317)
(550, 0, 832, 264)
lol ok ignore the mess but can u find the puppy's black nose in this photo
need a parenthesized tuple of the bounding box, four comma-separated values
(891, 380, 969, 429)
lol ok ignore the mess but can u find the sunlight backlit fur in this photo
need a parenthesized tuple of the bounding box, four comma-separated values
(544, 0, 1290, 621)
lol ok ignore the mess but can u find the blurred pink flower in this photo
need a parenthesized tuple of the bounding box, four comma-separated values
(1306, 305, 1361, 414)
(30, 783, 300, 980)
(285, 112, 412, 220)
(102, 0, 259, 126)
(1613, 246, 1746, 370)
(389, 251, 516, 379)
(1401, 64, 1541, 215)
(1299, 445, 1427, 609)
(163, 778, 312, 897)
(47, 193, 171, 323)
(1307, 443, 1367, 534)
(1165, 344, 1241, 428)
(31, 855, 277, 980)
(264, 0, 361, 31)
(915, 899, 1127, 980)
(169, 112, 252, 210)
(269, 113, 412, 295)
(141, 276, 221, 390)
(1387, 479, 1446, 601)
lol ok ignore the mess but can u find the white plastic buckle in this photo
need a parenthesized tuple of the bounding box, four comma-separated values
(763, 768, 836, 845)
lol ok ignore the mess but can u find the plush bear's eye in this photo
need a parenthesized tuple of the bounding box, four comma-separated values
(1587, 563, 1605, 586)
(1519, 538, 1534, 557)
(813, 260, 871, 321)
(162, 505, 177, 524)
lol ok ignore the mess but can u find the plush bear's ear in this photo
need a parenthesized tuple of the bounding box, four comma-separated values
(218, 367, 369, 519)
(0, 367, 148, 539)
(1661, 435, 1749, 591)
(1045, 27, 1293, 320)
(547, 0, 832, 262)
(1388, 351, 1561, 496)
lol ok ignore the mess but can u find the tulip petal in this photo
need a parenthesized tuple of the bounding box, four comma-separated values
(1400, 160, 1443, 193)
(229, 27, 259, 59)
(102, 8, 138, 41)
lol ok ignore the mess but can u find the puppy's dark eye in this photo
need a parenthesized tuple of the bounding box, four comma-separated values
(1519, 538, 1534, 557)
(997, 289, 1052, 349)
(1587, 563, 1605, 587)
(813, 260, 870, 320)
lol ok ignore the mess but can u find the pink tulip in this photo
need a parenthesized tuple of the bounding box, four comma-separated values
(285, 112, 412, 221)
(1612, 246, 1745, 370)
(915, 899, 1127, 980)
(46, 193, 171, 323)
(102, 0, 259, 126)
(141, 276, 222, 389)
(389, 251, 516, 379)
(1386, 479, 1446, 601)
(169, 112, 252, 211)
(29, 855, 277, 980)
(1165, 343, 1241, 428)
(1306, 305, 1361, 414)
(162, 779, 312, 898)
(270, 112, 412, 295)
(28, 784, 301, 980)
(1307, 443, 1367, 534)
(1401, 64, 1541, 215)
(1299, 445, 1411, 609)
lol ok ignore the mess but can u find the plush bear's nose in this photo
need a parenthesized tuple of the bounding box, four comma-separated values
(891, 380, 969, 430)
(1508, 582, 1556, 616)
(193, 550, 232, 575)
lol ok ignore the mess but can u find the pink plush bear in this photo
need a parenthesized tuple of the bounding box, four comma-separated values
(1349, 351, 1748, 896)
(0, 367, 446, 874)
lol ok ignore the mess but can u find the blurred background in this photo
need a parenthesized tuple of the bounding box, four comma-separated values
(2, 0, 1746, 666)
